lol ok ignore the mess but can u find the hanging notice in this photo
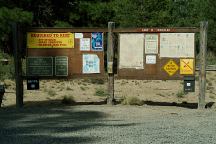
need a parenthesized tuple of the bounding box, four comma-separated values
(91, 32, 103, 51)
(27, 33, 74, 48)
(160, 33, 195, 58)
(80, 38, 90, 51)
(119, 34, 144, 69)
(75, 33, 83, 39)
(27, 57, 53, 76)
(82, 54, 100, 73)
(146, 55, 156, 64)
(145, 34, 158, 54)
(55, 56, 68, 76)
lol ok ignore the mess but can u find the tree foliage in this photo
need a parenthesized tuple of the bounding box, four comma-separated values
(0, 0, 216, 53)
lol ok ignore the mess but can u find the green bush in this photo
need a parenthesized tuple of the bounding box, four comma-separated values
(0, 51, 27, 80)
(0, 51, 15, 80)
(94, 88, 107, 97)
(176, 90, 187, 98)
(121, 96, 143, 106)
(207, 51, 216, 65)
(47, 89, 57, 97)
(82, 78, 105, 85)
(61, 95, 76, 105)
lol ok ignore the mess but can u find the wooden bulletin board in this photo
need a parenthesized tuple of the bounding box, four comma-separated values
(26, 28, 106, 78)
(116, 28, 199, 80)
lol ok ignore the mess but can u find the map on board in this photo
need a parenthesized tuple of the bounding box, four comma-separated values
(160, 33, 195, 58)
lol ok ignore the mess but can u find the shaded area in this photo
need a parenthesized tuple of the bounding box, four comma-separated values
(0, 102, 137, 144)
(143, 101, 215, 109)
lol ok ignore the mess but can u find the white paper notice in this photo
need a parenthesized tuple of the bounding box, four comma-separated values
(80, 38, 90, 51)
(187, 83, 191, 87)
(160, 33, 195, 58)
(82, 54, 100, 73)
(75, 33, 83, 39)
(146, 55, 156, 64)
(145, 34, 158, 54)
(119, 33, 144, 69)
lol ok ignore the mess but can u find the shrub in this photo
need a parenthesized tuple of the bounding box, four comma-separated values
(66, 86, 73, 90)
(121, 96, 143, 106)
(94, 88, 107, 97)
(80, 86, 86, 91)
(0, 51, 15, 80)
(48, 89, 57, 97)
(61, 95, 76, 105)
(176, 90, 187, 98)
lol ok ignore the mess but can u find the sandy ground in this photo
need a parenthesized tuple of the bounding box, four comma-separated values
(1, 71, 216, 108)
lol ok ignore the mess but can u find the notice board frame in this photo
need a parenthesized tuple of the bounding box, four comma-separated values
(26, 28, 107, 78)
(116, 27, 199, 80)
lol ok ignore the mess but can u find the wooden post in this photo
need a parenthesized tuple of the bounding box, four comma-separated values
(198, 21, 208, 109)
(12, 23, 24, 108)
(107, 22, 115, 105)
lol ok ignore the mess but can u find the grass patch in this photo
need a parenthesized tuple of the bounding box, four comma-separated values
(81, 78, 105, 85)
(207, 86, 214, 91)
(66, 86, 73, 91)
(208, 81, 213, 87)
(47, 89, 57, 97)
(196, 51, 216, 65)
(121, 80, 129, 85)
(90, 78, 105, 85)
(82, 83, 87, 86)
(156, 93, 166, 97)
(209, 95, 215, 99)
(121, 96, 143, 106)
(195, 76, 199, 81)
(94, 88, 107, 97)
(80, 86, 88, 91)
(61, 95, 76, 105)
(206, 51, 216, 65)
(176, 90, 187, 98)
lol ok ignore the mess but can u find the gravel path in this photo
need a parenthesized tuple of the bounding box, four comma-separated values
(1, 105, 216, 144)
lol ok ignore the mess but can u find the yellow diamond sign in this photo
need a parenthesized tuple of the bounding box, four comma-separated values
(163, 60, 179, 76)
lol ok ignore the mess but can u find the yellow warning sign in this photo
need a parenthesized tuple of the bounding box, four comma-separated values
(163, 60, 179, 76)
(27, 32, 74, 48)
(180, 59, 194, 75)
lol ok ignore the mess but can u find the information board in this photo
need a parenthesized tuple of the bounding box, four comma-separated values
(55, 56, 68, 76)
(27, 57, 53, 76)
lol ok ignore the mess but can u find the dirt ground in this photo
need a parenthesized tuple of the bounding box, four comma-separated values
(1, 71, 216, 108)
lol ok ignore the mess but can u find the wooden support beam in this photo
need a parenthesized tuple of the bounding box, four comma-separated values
(198, 21, 208, 109)
(107, 22, 115, 105)
(12, 23, 24, 108)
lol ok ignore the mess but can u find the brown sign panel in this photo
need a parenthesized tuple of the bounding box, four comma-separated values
(27, 29, 105, 78)
(117, 31, 196, 80)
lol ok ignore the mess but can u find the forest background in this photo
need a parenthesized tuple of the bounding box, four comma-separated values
(0, 0, 215, 60)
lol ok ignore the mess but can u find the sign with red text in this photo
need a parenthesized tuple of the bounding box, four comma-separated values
(27, 33, 74, 48)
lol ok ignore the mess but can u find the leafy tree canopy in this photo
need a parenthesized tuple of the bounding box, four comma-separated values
(0, 0, 215, 53)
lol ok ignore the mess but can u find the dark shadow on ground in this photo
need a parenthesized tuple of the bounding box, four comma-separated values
(142, 101, 215, 109)
(0, 100, 137, 144)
